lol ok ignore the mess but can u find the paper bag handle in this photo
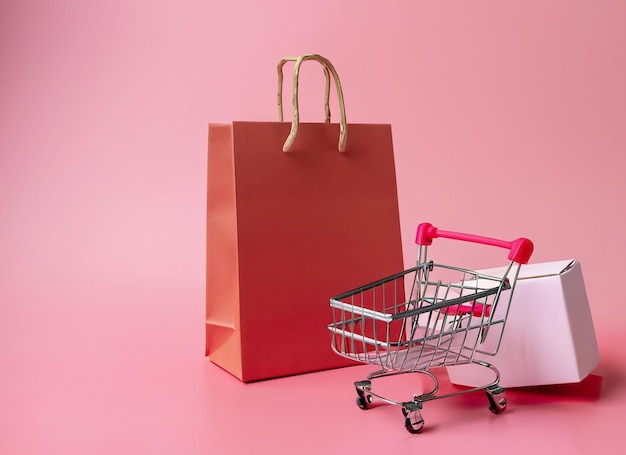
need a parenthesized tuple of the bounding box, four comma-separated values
(277, 54, 348, 152)
(415, 222, 534, 264)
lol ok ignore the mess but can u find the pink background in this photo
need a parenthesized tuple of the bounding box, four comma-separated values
(1, 0, 625, 453)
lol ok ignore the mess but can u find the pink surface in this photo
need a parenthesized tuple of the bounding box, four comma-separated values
(1, 0, 625, 453)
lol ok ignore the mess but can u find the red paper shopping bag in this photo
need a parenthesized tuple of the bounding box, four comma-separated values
(206, 54, 404, 382)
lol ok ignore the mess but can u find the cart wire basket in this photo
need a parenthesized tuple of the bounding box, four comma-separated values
(328, 222, 533, 433)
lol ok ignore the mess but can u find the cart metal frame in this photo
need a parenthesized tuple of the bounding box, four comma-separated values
(328, 222, 533, 433)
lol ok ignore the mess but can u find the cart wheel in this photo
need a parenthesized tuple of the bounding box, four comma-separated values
(485, 385, 507, 414)
(355, 391, 373, 410)
(356, 396, 371, 410)
(355, 380, 373, 410)
(402, 406, 424, 434)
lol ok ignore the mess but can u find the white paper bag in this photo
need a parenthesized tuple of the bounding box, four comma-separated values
(447, 259, 600, 388)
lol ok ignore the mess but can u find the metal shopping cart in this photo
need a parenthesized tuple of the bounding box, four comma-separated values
(328, 222, 533, 433)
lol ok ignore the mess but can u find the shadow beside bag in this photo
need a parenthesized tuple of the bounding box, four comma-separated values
(206, 54, 405, 382)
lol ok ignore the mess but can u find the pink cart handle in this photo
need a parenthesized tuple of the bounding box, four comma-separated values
(415, 223, 533, 264)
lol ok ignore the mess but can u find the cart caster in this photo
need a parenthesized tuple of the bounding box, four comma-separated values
(356, 396, 373, 410)
(355, 380, 373, 410)
(486, 384, 507, 414)
(402, 403, 424, 434)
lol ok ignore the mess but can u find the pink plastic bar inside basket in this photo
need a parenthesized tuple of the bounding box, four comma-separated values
(415, 222, 533, 264)
(440, 301, 491, 317)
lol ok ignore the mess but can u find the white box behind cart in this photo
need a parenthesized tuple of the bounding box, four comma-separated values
(446, 259, 600, 388)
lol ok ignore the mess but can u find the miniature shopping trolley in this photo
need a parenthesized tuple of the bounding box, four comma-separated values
(328, 222, 533, 433)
